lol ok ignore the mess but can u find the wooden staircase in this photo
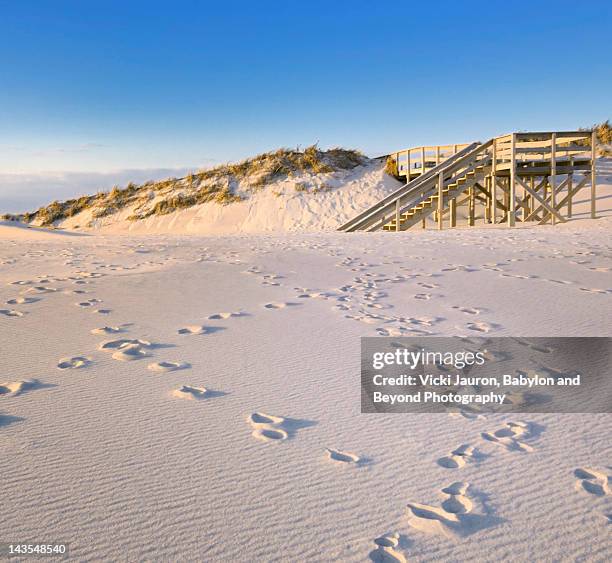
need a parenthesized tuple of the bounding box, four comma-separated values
(339, 141, 492, 232)
(383, 164, 490, 231)
(338, 130, 597, 232)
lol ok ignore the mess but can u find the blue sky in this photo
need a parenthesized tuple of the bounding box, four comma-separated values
(1, 0, 610, 211)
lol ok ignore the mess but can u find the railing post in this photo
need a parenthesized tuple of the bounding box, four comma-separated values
(395, 199, 400, 232)
(407, 150, 411, 181)
(485, 176, 491, 222)
(508, 133, 516, 227)
(450, 198, 457, 227)
(550, 133, 557, 225)
(591, 129, 597, 218)
(436, 146, 440, 166)
(468, 184, 475, 226)
(491, 140, 497, 224)
(437, 171, 444, 230)
(420, 147, 425, 175)
(567, 157, 573, 218)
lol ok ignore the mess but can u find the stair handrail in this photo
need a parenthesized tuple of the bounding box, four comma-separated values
(367, 149, 494, 232)
(338, 143, 478, 231)
(339, 141, 490, 231)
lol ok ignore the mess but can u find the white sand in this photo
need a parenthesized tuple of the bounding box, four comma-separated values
(1, 163, 611, 561)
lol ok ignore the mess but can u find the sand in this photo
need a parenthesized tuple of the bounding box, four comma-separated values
(1, 166, 611, 561)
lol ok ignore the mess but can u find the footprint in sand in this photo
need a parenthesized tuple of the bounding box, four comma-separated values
(57, 356, 91, 370)
(579, 287, 610, 295)
(499, 273, 532, 280)
(325, 448, 360, 464)
(406, 482, 478, 538)
(369, 533, 407, 563)
(545, 278, 573, 285)
(589, 267, 611, 273)
(177, 325, 212, 335)
(414, 293, 432, 300)
(263, 302, 299, 310)
(481, 421, 534, 452)
(464, 321, 496, 333)
(574, 468, 611, 496)
(24, 286, 58, 294)
(171, 385, 208, 400)
(148, 361, 189, 372)
(452, 306, 482, 316)
(207, 312, 246, 320)
(76, 298, 102, 308)
(447, 409, 486, 421)
(93, 308, 112, 314)
(90, 326, 122, 335)
(99, 338, 152, 350)
(6, 297, 38, 305)
(113, 345, 148, 361)
(247, 412, 289, 442)
(437, 445, 476, 469)
(0, 379, 44, 397)
(0, 309, 24, 317)
(99, 338, 152, 361)
(376, 327, 411, 337)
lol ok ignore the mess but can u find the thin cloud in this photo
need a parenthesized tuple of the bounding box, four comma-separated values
(30, 142, 108, 156)
(0, 167, 196, 213)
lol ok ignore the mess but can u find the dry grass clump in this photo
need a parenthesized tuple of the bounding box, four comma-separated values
(593, 120, 612, 145)
(384, 156, 398, 177)
(574, 120, 612, 149)
(23, 194, 100, 226)
(195, 145, 364, 188)
(129, 184, 242, 221)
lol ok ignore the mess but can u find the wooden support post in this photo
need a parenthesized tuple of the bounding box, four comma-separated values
(491, 140, 497, 224)
(591, 129, 597, 218)
(468, 185, 475, 226)
(550, 133, 557, 225)
(436, 146, 440, 166)
(450, 198, 457, 227)
(407, 150, 411, 181)
(504, 178, 510, 219)
(508, 133, 516, 226)
(567, 172, 573, 218)
(420, 147, 425, 175)
(437, 171, 444, 230)
(542, 178, 549, 223)
(422, 217, 426, 229)
(395, 199, 400, 232)
(521, 176, 533, 223)
(484, 176, 490, 222)
(527, 177, 534, 219)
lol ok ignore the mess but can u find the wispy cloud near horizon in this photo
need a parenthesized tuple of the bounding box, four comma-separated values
(0, 167, 196, 213)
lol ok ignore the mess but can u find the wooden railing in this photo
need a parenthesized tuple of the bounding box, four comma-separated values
(389, 143, 472, 178)
(492, 131, 592, 171)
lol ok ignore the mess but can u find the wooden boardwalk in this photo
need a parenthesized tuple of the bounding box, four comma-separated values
(339, 131, 597, 231)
